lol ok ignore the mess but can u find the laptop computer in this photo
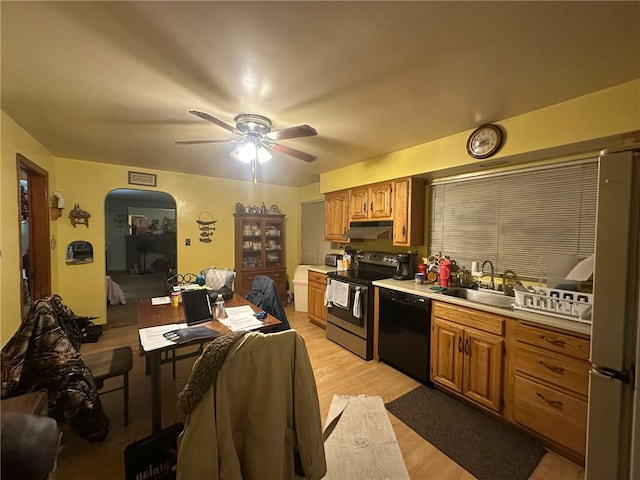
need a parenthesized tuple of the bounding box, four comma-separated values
(180, 289, 213, 326)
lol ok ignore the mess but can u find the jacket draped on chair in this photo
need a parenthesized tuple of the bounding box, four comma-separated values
(177, 330, 326, 480)
(245, 275, 291, 331)
(0, 295, 109, 442)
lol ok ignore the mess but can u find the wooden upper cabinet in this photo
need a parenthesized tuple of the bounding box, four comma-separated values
(324, 190, 349, 243)
(349, 182, 393, 221)
(392, 177, 425, 246)
(324, 176, 424, 245)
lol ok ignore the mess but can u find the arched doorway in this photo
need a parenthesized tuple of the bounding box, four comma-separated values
(104, 189, 176, 328)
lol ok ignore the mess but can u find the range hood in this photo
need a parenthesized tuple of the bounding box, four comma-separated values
(343, 221, 393, 239)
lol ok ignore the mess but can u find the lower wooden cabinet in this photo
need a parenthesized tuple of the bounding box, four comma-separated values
(511, 322, 590, 460)
(429, 300, 591, 464)
(235, 267, 287, 302)
(431, 302, 505, 413)
(513, 375, 588, 456)
(307, 271, 327, 328)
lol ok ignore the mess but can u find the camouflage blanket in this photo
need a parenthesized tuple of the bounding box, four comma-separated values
(1, 295, 109, 442)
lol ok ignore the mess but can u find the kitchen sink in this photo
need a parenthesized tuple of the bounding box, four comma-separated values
(441, 288, 515, 309)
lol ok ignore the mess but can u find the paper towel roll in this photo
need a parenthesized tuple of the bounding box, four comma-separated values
(471, 261, 482, 276)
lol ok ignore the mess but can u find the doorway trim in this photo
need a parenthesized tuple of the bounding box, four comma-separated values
(18, 153, 51, 315)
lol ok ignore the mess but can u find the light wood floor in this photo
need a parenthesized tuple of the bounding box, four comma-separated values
(57, 306, 585, 479)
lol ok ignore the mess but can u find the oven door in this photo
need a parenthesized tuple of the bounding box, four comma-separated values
(326, 280, 368, 338)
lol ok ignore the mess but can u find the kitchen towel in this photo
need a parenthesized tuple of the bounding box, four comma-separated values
(352, 288, 362, 319)
(325, 279, 349, 308)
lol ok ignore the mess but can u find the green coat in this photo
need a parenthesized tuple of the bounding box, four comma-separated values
(177, 330, 326, 480)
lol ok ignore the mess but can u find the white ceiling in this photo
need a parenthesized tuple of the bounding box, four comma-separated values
(2, 1, 639, 187)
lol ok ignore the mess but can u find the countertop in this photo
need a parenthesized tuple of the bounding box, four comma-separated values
(373, 278, 592, 337)
(307, 265, 339, 274)
(300, 267, 591, 336)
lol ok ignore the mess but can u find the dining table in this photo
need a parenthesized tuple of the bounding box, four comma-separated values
(137, 293, 281, 434)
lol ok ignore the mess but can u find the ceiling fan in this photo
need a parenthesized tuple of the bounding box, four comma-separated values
(177, 110, 318, 163)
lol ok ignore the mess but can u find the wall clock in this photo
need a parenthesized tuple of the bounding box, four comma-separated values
(466, 124, 503, 159)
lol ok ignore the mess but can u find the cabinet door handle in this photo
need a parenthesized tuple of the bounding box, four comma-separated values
(536, 392, 564, 409)
(363, 202, 367, 213)
(537, 360, 565, 374)
(370, 202, 373, 213)
(464, 338, 470, 355)
(402, 225, 406, 236)
(458, 337, 463, 353)
(538, 334, 566, 347)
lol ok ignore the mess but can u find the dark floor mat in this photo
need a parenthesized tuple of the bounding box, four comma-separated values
(386, 385, 546, 480)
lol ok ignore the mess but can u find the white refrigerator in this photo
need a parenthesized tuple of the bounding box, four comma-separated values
(585, 143, 640, 479)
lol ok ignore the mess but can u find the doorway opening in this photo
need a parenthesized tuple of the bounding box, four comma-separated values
(18, 154, 51, 317)
(104, 189, 177, 328)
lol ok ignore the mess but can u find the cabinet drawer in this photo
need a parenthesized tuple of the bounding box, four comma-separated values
(515, 342, 589, 396)
(308, 272, 327, 285)
(513, 375, 587, 456)
(516, 323, 590, 360)
(432, 301, 505, 336)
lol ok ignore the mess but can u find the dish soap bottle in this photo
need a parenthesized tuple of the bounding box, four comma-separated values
(214, 293, 225, 319)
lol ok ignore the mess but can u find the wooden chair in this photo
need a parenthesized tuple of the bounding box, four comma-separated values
(84, 346, 133, 427)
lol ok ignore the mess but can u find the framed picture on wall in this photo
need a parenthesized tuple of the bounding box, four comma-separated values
(128, 171, 157, 187)
(129, 215, 148, 235)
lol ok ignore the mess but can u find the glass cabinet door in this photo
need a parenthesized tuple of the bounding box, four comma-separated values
(264, 221, 283, 266)
(241, 220, 262, 268)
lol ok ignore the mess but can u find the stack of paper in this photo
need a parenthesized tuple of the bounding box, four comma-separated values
(139, 323, 187, 351)
(151, 296, 171, 305)
(220, 305, 264, 332)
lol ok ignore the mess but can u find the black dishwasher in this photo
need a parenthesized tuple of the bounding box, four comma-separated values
(378, 288, 432, 385)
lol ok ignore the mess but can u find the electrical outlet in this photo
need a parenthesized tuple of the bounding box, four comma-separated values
(185, 238, 191, 246)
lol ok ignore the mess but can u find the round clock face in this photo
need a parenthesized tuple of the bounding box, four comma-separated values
(466, 124, 503, 159)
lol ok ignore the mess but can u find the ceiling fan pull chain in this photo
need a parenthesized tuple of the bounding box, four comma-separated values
(252, 158, 257, 184)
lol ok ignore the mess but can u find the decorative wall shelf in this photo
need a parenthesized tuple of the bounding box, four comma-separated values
(50, 207, 64, 221)
(69, 204, 91, 228)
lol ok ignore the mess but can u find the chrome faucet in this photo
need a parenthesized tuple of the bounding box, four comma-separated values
(481, 260, 495, 290)
(502, 269, 517, 296)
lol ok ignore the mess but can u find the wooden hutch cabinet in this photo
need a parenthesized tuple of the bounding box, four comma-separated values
(234, 213, 287, 301)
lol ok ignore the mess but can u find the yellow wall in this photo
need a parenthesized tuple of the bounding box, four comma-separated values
(1, 112, 58, 344)
(51, 158, 300, 325)
(320, 79, 640, 192)
(2, 79, 639, 346)
(1, 117, 300, 344)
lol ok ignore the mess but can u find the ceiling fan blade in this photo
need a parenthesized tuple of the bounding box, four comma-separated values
(189, 110, 241, 135)
(175, 139, 235, 145)
(267, 143, 317, 162)
(266, 124, 317, 141)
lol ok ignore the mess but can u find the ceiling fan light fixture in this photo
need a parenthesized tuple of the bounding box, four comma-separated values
(230, 138, 256, 163)
(231, 133, 272, 165)
(256, 145, 272, 164)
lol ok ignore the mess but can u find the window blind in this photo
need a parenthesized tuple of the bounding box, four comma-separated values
(301, 201, 331, 265)
(428, 160, 597, 280)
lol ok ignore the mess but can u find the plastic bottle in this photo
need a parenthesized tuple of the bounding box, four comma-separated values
(214, 293, 225, 319)
(439, 258, 451, 288)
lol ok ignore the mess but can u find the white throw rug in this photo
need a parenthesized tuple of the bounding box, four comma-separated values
(322, 394, 410, 480)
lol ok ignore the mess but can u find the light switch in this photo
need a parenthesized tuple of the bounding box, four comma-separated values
(185, 238, 191, 246)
